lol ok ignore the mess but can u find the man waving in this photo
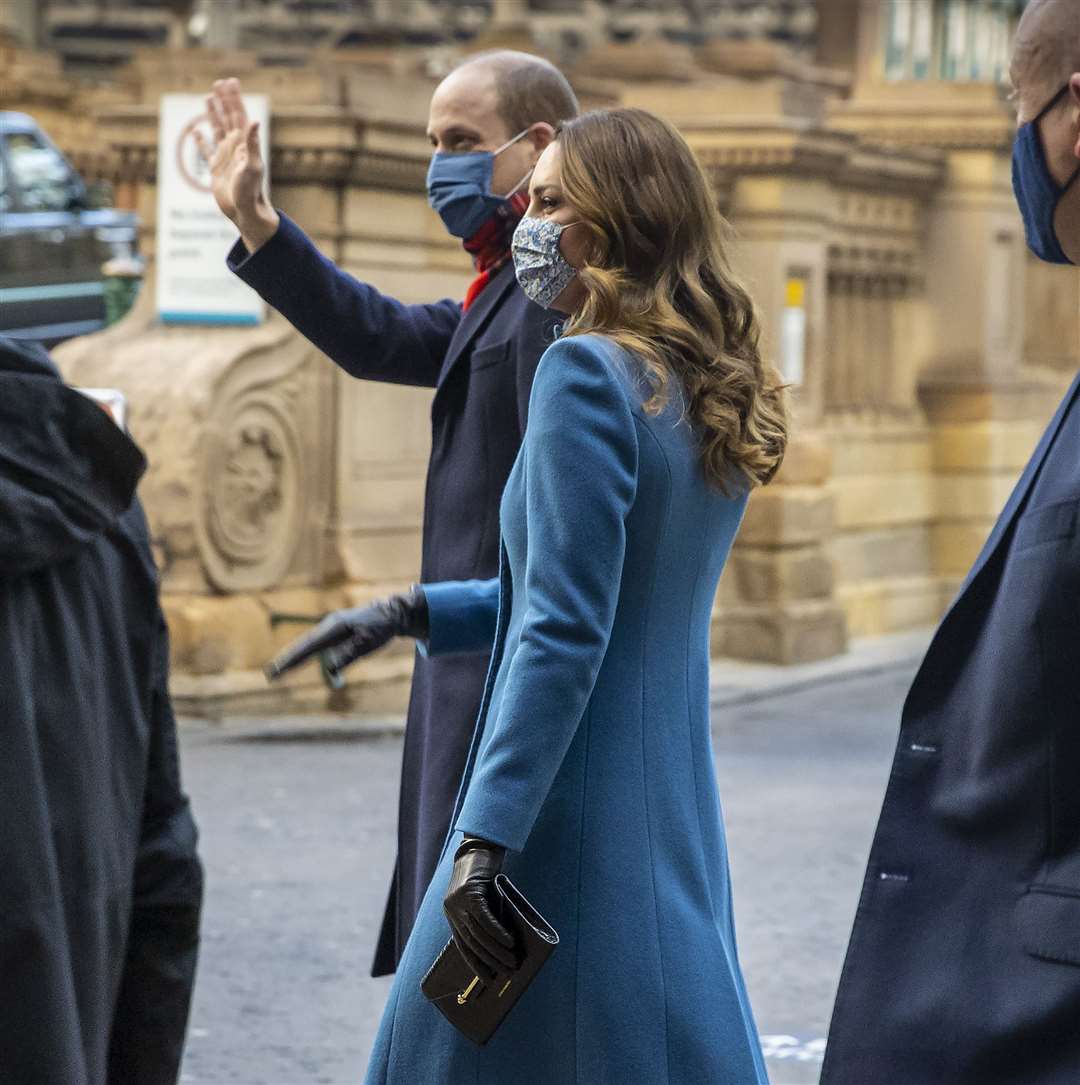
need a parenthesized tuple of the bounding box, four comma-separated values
(203, 52, 578, 977)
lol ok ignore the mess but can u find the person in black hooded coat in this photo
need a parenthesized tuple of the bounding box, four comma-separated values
(0, 336, 203, 1084)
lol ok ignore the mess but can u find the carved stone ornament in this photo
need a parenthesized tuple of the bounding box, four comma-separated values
(196, 334, 317, 592)
(213, 412, 289, 547)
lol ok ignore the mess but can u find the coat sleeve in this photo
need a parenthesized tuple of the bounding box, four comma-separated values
(453, 336, 639, 853)
(420, 578, 501, 657)
(107, 608, 204, 1085)
(227, 212, 462, 389)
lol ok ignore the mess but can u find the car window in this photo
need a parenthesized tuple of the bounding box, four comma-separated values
(3, 131, 76, 212)
(0, 153, 9, 213)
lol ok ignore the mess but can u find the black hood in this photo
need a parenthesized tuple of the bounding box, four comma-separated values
(0, 337, 147, 576)
(0, 337, 60, 379)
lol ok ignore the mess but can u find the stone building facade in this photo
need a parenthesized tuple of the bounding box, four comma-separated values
(4, 0, 1068, 715)
(4, 1, 821, 74)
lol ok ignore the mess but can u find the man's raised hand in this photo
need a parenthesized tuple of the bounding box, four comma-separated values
(195, 78, 279, 254)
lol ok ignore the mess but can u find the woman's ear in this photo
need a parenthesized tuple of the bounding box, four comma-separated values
(559, 221, 600, 271)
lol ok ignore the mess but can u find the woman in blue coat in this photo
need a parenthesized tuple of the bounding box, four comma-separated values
(278, 107, 788, 1083)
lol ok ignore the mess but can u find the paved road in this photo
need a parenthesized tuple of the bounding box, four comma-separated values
(177, 665, 912, 1085)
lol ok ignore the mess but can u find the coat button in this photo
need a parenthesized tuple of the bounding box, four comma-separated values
(907, 741, 939, 755)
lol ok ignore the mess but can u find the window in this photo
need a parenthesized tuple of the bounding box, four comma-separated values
(911, 1, 934, 80)
(3, 132, 77, 212)
(884, 0, 934, 81)
(939, 0, 970, 80)
(940, 0, 1016, 82)
(0, 154, 10, 213)
(884, 0, 1022, 85)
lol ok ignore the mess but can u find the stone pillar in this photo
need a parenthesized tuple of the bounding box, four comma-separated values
(815, 0, 860, 74)
(914, 147, 1046, 579)
(824, 72, 1060, 634)
(920, 372, 1066, 598)
(710, 160, 847, 663)
(719, 434, 844, 663)
(1025, 256, 1080, 373)
(916, 142, 1073, 586)
(922, 149, 1027, 379)
(201, 2, 241, 51)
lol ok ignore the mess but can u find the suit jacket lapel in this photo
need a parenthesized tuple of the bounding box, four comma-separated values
(944, 370, 1080, 623)
(436, 262, 518, 389)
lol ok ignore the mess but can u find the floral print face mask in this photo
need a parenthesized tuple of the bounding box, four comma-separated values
(511, 215, 581, 309)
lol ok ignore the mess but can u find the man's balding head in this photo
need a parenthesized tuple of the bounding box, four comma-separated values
(1012, 0, 1080, 121)
(427, 50, 578, 207)
(451, 50, 580, 138)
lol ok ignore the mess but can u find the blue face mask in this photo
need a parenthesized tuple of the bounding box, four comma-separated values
(1012, 83, 1080, 265)
(426, 129, 532, 240)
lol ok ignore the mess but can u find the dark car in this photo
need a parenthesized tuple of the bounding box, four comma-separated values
(0, 112, 139, 344)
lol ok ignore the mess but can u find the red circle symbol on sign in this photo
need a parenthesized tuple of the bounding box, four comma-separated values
(177, 113, 215, 194)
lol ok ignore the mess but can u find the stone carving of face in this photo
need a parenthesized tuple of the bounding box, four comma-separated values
(222, 425, 283, 539)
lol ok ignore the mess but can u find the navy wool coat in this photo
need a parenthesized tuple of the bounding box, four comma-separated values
(229, 214, 554, 975)
(364, 335, 768, 1085)
(0, 338, 202, 1084)
(822, 371, 1080, 1084)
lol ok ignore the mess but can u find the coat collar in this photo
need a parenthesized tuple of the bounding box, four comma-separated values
(437, 261, 519, 389)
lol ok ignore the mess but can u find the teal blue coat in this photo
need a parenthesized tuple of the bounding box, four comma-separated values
(364, 334, 768, 1084)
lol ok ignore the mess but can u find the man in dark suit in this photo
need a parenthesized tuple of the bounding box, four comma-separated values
(203, 54, 578, 977)
(822, 2, 1080, 1081)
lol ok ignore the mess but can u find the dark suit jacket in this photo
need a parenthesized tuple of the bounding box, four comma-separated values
(822, 371, 1080, 1084)
(228, 213, 556, 975)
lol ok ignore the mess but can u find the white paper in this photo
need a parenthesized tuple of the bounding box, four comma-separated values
(780, 306, 806, 387)
(78, 387, 128, 431)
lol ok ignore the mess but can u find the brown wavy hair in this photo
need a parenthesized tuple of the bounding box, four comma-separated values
(555, 108, 789, 492)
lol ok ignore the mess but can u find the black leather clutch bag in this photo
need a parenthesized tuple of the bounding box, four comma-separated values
(420, 873, 558, 1046)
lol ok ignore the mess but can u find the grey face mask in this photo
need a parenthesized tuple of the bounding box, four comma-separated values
(511, 216, 581, 309)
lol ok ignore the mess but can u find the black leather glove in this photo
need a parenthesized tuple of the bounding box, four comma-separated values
(264, 585, 429, 686)
(443, 837, 518, 982)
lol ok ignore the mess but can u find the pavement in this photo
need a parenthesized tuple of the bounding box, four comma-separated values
(177, 628, 930, 1085)
(709, 629, 931, 708)
(209, 628, 934, 742)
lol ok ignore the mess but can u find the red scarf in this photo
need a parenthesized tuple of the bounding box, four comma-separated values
(461, 191, 530, 311)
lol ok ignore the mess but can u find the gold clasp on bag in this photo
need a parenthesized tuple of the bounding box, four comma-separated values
(457, 976, 480, 1005)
